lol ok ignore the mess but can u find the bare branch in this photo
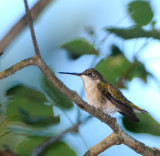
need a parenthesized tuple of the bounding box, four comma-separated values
(0, 0, 52, 52)
(84, 129, 160, 156)
(23, 0, 41, 57)
(122, 131, 159, 156)
(0, 57, 37, 80)
(84, 132, 122, 156)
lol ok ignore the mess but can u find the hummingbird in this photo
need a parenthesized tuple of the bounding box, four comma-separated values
(59, 68, 148, 122)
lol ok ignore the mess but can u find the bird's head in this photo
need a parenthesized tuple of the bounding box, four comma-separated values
(59, 68, 103, 87)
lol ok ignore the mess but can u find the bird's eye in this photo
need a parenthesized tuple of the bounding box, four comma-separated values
(87, 73, 92, 77)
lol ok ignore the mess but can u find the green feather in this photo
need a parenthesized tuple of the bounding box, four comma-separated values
(97, 81, 147, 113)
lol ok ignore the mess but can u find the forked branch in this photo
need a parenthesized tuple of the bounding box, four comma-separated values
(84, 132, 122, 156)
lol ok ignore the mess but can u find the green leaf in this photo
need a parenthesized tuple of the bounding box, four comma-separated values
(6, 85, 46, 103)
(18, 108, 60, 126)
(96, 45, 152, 88)
(96, 53, 130, 86)
(16, 136, 46, 155)
(106, 27, 160, 40)
(6, 85, 60, 127)
(61, 39, 98, 59)
(41, 141, 76, 156)
(0, 118, 10, 137)
(127, 0, 153, 26)
(0, 133, 25, 152)
(110, 45, 124, 56)
(42, 76, 73, 109)
(122, 113, 160, 136)
(16, 137, 76, 156)
(127, 60, 152, 83)
(8, 126, 55, 137)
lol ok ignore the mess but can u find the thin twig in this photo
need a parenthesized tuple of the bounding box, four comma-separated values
(0, 57, 37, 80)
(23, 0, 41, 57)
(31, 122, 81, 156)
(0, 0, 52, 51)
(134, 38, 152, 57)
(116, 38, 152, 88)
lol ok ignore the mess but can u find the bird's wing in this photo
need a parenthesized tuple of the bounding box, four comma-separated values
(97, 81, 140, 122)
(97, 81, 147, 112)
(108, 83, 147, 113)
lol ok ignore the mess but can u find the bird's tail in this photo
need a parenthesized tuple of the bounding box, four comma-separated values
(118, 111, 140, 122)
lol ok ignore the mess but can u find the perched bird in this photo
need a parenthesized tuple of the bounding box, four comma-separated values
(59, 68, 148, 122)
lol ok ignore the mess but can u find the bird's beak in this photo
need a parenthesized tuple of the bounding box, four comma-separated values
(58, 72, 81, 76)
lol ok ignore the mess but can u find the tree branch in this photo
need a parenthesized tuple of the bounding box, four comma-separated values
(0, 0, 52, 51)
(23, 0, 41, 57)
(84, 126, 160, 156)
(122, 131, 159, 156)
(84, 132, 122, 156)
(0, 57, 37, 80)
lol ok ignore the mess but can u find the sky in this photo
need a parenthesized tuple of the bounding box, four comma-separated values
(0, 0, 160, 155)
